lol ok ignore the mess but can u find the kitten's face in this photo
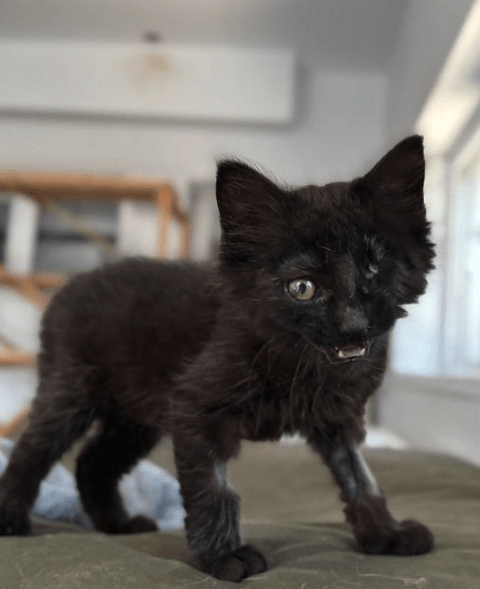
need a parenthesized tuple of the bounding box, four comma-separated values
(215, 136, 435, 362)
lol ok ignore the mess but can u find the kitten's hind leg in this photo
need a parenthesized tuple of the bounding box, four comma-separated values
(309, 429, 434, 556)
(76, 418, 161, 534)
(0, 383, 96, 536)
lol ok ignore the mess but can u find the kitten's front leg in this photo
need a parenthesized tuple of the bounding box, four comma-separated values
(309, 429, 434, 555)
(173, 436, 267, 582)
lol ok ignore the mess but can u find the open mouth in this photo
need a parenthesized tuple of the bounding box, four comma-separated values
(334, 342, 369, 360)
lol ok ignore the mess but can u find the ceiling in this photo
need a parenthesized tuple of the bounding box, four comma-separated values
(1, 0, 408, 71)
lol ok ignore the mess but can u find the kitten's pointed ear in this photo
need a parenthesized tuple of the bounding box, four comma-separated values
(216, 160, 282, 232)
(216, 161, 286, 270)
(354, 135, 425, 216)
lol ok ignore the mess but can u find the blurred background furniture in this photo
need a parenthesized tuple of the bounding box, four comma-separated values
(0, 170, 189, 435)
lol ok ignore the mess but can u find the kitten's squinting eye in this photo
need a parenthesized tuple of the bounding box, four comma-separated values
(365, 264, 378, 280)
(287, 279, 316, 301)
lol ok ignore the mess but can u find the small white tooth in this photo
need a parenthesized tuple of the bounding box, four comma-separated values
(337, 347, 366, 359)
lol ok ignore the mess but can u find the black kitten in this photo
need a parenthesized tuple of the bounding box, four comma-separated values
(0, 136, 435, 582)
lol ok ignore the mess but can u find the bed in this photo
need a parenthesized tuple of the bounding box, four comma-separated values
(1, 435, 479, 588)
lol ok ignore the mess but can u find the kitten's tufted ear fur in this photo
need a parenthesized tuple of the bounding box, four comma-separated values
(354, 135, 434, 302)
(353, 135, 426, 222)
(216, 160, 287, 270)
(216, 160, 283, 232)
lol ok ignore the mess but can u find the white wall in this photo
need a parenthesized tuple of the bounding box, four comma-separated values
(379, 375, 480, 467)
(0, 66, 387, 201)
(386, 0, 474, 142)
(0, 41, 295, 124)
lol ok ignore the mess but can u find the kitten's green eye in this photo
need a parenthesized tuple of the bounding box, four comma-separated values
(287, 278, 316, 301)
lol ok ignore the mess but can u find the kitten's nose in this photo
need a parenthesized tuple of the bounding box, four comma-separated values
(338, 305, 369, 334)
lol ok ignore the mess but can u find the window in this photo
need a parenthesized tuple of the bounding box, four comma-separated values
(444, 147, 480, 376)
(391, 157, 447, 376)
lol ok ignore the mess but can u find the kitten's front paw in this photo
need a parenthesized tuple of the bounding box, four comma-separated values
(0, 505, 31, 536)
(357, 519, 434, 556)
(206, 544, 268, 582)
(389, 519, 434, 556)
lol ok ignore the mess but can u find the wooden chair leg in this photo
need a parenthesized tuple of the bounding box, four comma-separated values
(0, 345, 37, 367)
(178, 218, 191, 259)
(0, 405, 31, 438)
(156, 187, 172, 258)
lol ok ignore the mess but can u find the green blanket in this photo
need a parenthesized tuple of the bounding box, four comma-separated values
(2, 440, 480, 588)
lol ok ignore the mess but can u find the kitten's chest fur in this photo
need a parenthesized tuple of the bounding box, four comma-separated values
(207, 331, 387, 442)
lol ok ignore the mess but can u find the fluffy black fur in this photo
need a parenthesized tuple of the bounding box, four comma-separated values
(0, 136, 435, 581)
